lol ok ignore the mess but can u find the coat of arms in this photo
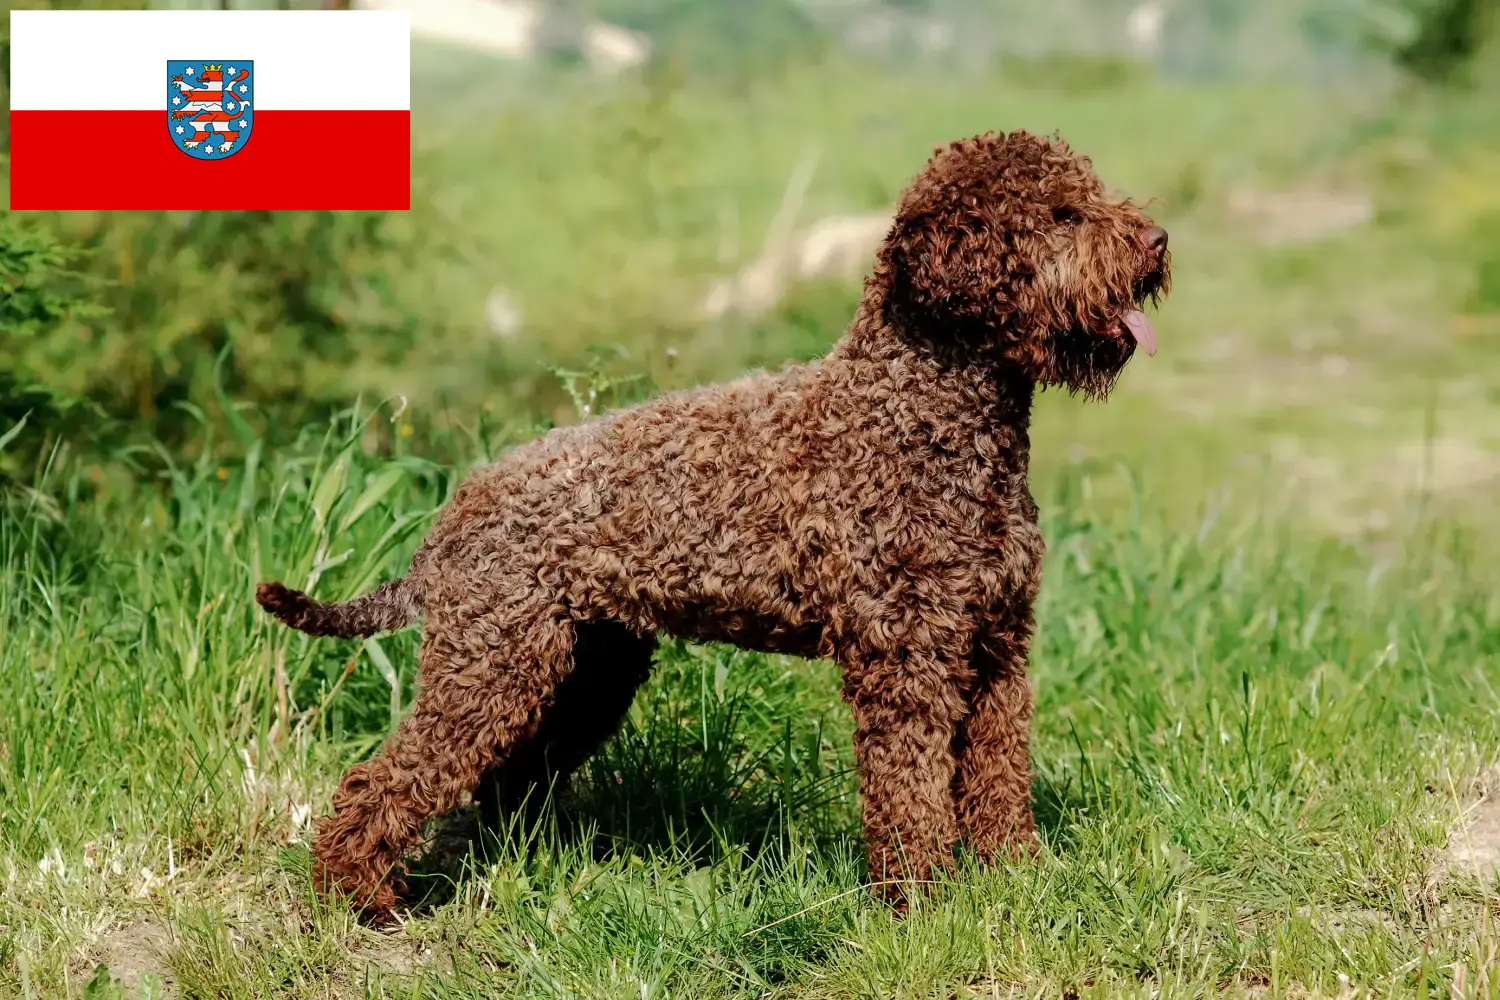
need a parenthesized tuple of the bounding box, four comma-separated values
(167, 60, 253, 159)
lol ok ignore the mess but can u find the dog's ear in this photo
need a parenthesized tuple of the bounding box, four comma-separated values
(878, 132, 1044, 333)
(878, 195, 1024, 331)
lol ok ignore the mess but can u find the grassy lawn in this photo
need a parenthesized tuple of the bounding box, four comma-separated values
(4, 50, 1500, 1000)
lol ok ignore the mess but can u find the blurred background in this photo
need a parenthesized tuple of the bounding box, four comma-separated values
(2, 0, 1498, 526)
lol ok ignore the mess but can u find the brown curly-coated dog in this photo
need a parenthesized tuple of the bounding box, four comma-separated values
(258, 130, 1171, 921)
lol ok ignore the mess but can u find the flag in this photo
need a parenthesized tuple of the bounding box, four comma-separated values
(9, 9, 410, 210)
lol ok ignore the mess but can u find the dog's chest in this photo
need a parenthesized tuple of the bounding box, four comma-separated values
(987, 483, 1045, 603)
(963, 453, 1045, 606)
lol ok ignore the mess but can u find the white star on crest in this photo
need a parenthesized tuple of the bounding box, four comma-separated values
(175, 125, 185, 134)
(225, 102, 235, 112)
(238, 119, 248, 128)
(172, 96, 181, 105)
(202, 145, 213, 154)
(226, 65, 236, 75)
(185, 66, 194, 76)
(239, 84, 248, 94)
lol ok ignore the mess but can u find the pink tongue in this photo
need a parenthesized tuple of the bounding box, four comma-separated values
(1122, 309, 1157, 356)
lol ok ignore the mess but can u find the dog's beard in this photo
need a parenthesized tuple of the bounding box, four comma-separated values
(1045, 325, 1135, 400)
(1030, 251, 1167, 399)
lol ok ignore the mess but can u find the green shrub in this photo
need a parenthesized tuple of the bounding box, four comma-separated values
(1396, 0, 1499, 81)
(0, 217, 105, 474)
(0, 205, 460, 455)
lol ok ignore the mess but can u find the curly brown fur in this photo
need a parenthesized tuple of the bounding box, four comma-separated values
(256, 579, 423, 638)
(257, 130, 1172, 922)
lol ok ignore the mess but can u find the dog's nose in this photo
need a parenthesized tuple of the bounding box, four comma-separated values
(1142, 226, 1168, 253)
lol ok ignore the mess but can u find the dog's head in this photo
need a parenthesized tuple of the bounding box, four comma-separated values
(878, 130, 1170, 398)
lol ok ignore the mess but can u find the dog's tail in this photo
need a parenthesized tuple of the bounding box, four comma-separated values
(255, 574, 424, 638)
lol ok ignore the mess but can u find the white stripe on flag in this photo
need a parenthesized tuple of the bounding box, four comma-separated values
(10, 10, 410, 111)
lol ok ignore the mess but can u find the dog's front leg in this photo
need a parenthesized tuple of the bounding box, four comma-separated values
(952, 614, 1038, 861)
(839, 638, 969, 909)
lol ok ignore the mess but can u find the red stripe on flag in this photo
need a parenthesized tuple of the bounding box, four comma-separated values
(9, 110, 410, 210)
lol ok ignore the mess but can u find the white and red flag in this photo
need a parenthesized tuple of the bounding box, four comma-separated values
(9, 9, 410, 210)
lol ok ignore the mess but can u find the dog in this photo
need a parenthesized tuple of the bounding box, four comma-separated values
(258, 129, 1171, 920)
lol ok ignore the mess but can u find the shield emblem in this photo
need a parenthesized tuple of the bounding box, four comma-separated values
(167, 60, 254, 160)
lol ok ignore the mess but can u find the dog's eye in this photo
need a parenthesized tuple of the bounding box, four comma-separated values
(1052, 206, 1083, 226)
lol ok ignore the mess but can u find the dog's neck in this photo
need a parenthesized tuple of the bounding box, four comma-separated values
(823, 281, 1036, 444)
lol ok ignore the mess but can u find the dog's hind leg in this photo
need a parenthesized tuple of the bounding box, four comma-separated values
(473, 619, 656, 836)
(310, 598, 574, 921)
(952, 617, 1037, 860)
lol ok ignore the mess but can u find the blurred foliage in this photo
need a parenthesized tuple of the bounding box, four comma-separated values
(574, 0, 828, 81)
(1471, 215, 1500, 313)
(0, 204, 453, 453)
(0, 218, 104, 469)
(1396, 0, 1499, 81)
(995, 52, 1154, 94)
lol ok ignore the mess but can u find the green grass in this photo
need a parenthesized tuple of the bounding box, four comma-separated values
(5, 41, 1500, 1000)
(2, 403, 1499, 998)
